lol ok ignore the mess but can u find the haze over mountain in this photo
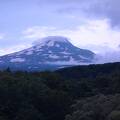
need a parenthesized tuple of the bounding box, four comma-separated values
(0, 36, 95, 71)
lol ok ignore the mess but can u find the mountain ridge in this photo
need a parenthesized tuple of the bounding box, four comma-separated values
(0, 36, 95, 71)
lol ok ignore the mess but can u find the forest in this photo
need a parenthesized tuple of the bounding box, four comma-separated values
(0, 62, 120, 120)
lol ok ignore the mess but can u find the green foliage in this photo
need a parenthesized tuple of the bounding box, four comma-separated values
(108, 111, 120, 120)
(0, 70, 72, 120)
(65, 95, 120, 120)
(0, 62, 120, 120)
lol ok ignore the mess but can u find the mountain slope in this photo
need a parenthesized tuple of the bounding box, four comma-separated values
(0, 36, 95, 71)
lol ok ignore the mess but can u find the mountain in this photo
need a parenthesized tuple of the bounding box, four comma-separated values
(0, 36, 95, 71)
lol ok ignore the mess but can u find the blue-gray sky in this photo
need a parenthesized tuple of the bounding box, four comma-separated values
(1, 0, 120, 55)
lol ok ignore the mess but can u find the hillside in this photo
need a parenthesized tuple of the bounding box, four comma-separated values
(0, 62, 120, 120)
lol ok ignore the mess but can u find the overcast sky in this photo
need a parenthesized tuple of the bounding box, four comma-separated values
(0, 0, 120, 55)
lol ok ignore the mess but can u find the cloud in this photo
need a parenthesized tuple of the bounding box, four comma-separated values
(0, 33, 5, 40)
(23, 26, 57, 40)
(39, 0, 120, 27)
(95, 50, 120, 64)
(0, 44, 31, 56)
(81, 0, 120, 27)
(23, 19, 120, 53)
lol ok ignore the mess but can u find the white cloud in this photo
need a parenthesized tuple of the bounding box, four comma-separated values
(22, 26, 56, 39)
(23, 19, 120, 53)
(0, 33, 5, 40)
(95, 50, 120, 64)
(41, 0, 120, 27)
(0, 44, 31, 56)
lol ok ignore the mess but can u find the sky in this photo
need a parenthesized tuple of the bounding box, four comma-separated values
(1, 0, 120, 56)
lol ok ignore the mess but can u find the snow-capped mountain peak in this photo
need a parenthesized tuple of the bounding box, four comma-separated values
(0, 36, 95, 71)
(34, 36, 71, 47)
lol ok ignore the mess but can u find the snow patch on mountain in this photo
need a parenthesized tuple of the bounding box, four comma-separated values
(49, 54, 60, 59)
(61, 51, 71, 55)
(56, 44, 60, 47)
(79, 55, 91, 60)
(26, 51, 33, 55)
(10, 58, 25, 63)
(48, 51, 53, 54)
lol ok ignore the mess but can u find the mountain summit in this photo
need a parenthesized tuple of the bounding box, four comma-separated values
(0, 36, 95, 71)
(34, 36, 70, 46)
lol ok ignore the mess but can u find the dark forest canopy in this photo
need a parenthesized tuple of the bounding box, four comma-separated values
(0, 62, 120, 120)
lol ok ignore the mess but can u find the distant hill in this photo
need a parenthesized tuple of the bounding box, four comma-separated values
(56, 62, 120, 79)
(0, 62, 120, 120)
